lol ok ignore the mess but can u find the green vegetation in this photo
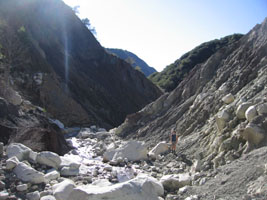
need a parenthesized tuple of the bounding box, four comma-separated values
(106, 48, 157, 77)
(149, 34, 243, 92)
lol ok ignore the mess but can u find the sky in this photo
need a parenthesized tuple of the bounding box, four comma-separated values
(62, 0, 267, 72)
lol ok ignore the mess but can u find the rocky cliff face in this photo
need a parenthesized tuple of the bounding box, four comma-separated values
(0, 0, 162, 129)
(106, 48, 157, 77)
(116, 18, 267, 169)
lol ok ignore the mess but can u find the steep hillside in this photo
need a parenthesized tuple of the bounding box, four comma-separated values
(149, 34, 243, 92)
(106, 48, 157, 77)
(115, 18, 267, 197)
(0, 0, 162, 128)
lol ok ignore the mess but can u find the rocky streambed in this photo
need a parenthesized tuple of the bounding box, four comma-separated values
(0, 126, 267, 200)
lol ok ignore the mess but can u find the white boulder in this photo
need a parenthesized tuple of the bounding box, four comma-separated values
(6, 156, 19, 170)
(40, 195, 56, 200)
(16, 184, 28, 192)
(60, 166, 79, 176)
(245, 105, 258, 122)
(44, 170, 60, 182)
(222, 93, 234, 104)
(6, 143, 31, 161)
(36, 151, 61, 169)
(14, 162, 45, 184)
(52, 179, 75, 200)
(103, 140, 148, 162)
(236, 102, 253, 119)
(148, 141, 169, 159)
(65, 174, 163, 200)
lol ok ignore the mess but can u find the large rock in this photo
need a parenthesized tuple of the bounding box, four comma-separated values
(14, 162, 45, 184)
(236, 102, 253, 119)
(36, 151, 62, 169)
(240, 123, 265, 145)
(245, 105, 258, 122)
(44, 170, 60, 182)
(52, 179, 75, 200)
(6, 143, 31, 161)
(257, 103, 267, 115)
(65, 174, 163, 200)
(6, 156, 19, 170)
(160, 173, 192, 192)
(103, 140, 148, 162)
(148, 141, 169, 159)
(160, 175, 180, 191)
(222, 93, 234, 104)
(215, 110, 230, 132)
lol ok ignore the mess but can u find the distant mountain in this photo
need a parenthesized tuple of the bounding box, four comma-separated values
(106, 48, 157, 77)
(0, 0, 162, 129)
(149, 34, 243, 92)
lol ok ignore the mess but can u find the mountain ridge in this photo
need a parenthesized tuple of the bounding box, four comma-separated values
(106, 48, 157, 77)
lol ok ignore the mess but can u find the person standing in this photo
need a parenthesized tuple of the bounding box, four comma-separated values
(170, 128, 178, 154)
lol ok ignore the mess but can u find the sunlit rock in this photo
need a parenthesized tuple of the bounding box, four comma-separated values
(245, 105, 258, 122)
(14, 162, 45, 184)
(6, 143, 31, 161)
(148, 141, 169, 159)
(36, 151, 62, 169)
(103, 140, 148, 162)
(236, 102, 253, 119)
(66, 174, 163, 200)
(52, 179, 75, 200)
(222, 93, 234, 104)
(215, 110, 230, 132)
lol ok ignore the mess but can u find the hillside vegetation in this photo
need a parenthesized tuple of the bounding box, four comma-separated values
(149, 34, 243, 92)
(106, 48, 157, 77)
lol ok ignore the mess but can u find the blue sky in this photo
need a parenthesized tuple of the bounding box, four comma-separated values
(62, 0, 267, 71)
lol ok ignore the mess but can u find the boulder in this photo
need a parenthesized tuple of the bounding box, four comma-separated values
(44, 170, 60, 182)
(245, 105, 258, 122)
(257, 103, 267, 115)
(14, 162, 45, 184)
(148, 141, 169, 159)
(65, 174, 163, 200)
(236, 102, 253, 119)
(240, 123, 265, 145)
(40, 195, 56, 200)
(103, 140, 148, 162)
(6, 143, 31, 161)
(60, 166, 79, 176)
(160, 173, 192, 192)
(0, 191, 9, 200)
(191, 159, 202, 172)
(160, 174, 180, 191)
(215, 110, 230, 132)
(222, 93, 234, 104)
(52, 179, 75, 200)
(16, 184, 28, 192)
(36, 151, 61, 169)
(26, 191, 40, 200)
(6, 156, 19, 170)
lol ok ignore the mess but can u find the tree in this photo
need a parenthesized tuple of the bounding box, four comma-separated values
(72, 5, 80, 14)
(81, 18, 97, 36)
